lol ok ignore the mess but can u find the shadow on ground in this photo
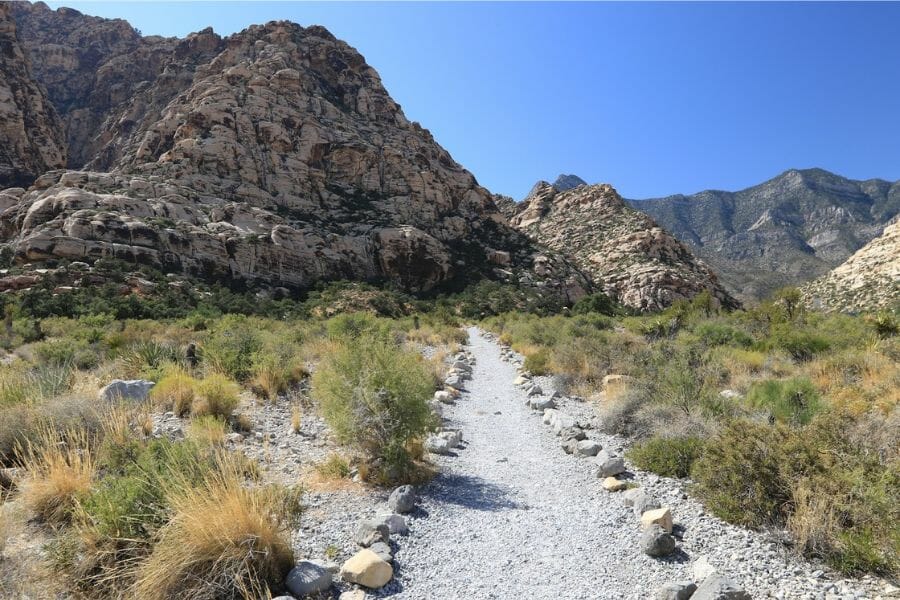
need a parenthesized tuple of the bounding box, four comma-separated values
(424, 472, 522, 511)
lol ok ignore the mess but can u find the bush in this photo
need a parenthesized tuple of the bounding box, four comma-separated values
(695, 322, 752, 348)
(523, 348, 552, 375)
(312, 337, 436, 482)
(201, 316, 263, 381)
(150, 368, 197, 416)
(187, 416, 227, 446)
(131, 470, 297, 600)
(194, 374, 240, 420)
(768, 326, 831, 361)
(19, 428, 95, 524)
(571, 292, 620, 316)
(746, 378, 822, 425)
(315, 453, 351, 479)
(628, 436, 706, 479)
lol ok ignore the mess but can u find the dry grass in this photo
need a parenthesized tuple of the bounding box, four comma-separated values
(313, 453, 351, 480)
(150, 368, 197, 417)
(290, 405, 302, 434)
(788, 481, 842, 560)
(0, 496, 8, 556)
(194, 374, 240, 420)
(130, 466, 296, 600)
(19, 428, 94, 525)
(187, 416, 227, 447)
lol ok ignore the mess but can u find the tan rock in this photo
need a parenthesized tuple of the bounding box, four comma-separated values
(602, 477, 627, 492)
(641, 507, 673, 533)
(339, 549, 393, 589)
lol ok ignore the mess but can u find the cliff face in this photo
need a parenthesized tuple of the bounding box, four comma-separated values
(0, 3, 589, 300)
(0, 2, 66, 187)
(630, 169, 900, 302)
(801, 218, 900, 313)
(505, 180, 736, 311)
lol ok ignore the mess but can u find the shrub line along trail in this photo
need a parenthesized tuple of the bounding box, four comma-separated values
(376, 328, 882, 600)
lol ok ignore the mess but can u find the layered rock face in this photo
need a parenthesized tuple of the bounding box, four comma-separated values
(630, 169, 900, 302)
(801, 218, 900, 312)
(0, 2, 66, 187)
(504, 180, 736, 311)
(0, 3, 588, 299)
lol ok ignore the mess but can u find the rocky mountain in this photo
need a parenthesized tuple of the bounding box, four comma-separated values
(629, 169, 900, 302)
(502, 179, 737, 311)
(0, 2, 66, 187)
(801, 218, 900, 312)
(0, 2, 589, 300)
(551, 174, 586, 192)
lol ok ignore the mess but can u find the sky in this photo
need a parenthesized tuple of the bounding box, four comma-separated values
(45, 1, 900, 200)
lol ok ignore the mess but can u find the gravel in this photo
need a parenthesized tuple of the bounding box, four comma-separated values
(374, 328, 895, 600)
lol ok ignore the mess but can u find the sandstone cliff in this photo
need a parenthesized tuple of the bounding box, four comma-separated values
(801, 218, 900, 312)
(505, 180, 737, 311)
(0, 2, 66, 187)
(0, 3, 588, 300)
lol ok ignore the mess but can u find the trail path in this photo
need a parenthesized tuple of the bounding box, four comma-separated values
(376, 328, 886, 600)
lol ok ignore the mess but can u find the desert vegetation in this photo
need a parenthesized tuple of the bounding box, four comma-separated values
(483, 290, 899, 576)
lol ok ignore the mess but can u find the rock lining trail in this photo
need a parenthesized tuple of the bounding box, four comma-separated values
(375, 328, 889, 600)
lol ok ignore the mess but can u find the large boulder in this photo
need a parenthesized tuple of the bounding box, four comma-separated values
(98, 379, 155, 403)
(339, 549, 393, 589)
(595, 450, 626, 478)
(640, 524, 676, 557)
(353, 519, 389, 547)
(388, 485, 417, 514)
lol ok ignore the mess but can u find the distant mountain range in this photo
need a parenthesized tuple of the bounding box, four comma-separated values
(627, 169, 900, 302)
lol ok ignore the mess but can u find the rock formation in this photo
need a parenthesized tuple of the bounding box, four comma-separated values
(0, 2, 66, 187)
(801, 218, 900, 312)
(0, 2, 588, 300)
(630, 169, 900, 302)
(504, 179, 736, 311)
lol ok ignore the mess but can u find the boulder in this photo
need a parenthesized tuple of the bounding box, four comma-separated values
(641, 524, 676, 557)
(443, 374, 462, 388)
(434, 390, 455, 405)
(285, 560, 333, 598)
(388, 485, 417, 514)
(354, 519, 389, 547)
(602, 477, 627, 492)
(529, 396, 556, 411)
(575, 440, 601, 457)
(595, 451, 626, 477)
(691, 575, 751, 600)
(451, 361, 472, 372)
(377, 513, 408, 536)
(513, 375, 531, 386)
(437, 429, 463, 448)
(425, 435, 453, 455)
(368, 541, 393, 563)
(640, 507, 673, 533)
(526, 384, 543, 397)
(656, 582, 698, 600)
(628, 491, 662, 516)
(558, 426, 586, 442)
(98, 379, 155, 403)
(622, 487, 644, 507)
(339, 549, 393, 589)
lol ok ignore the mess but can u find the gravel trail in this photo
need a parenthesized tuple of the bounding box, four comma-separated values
(376, 328, 892, 600)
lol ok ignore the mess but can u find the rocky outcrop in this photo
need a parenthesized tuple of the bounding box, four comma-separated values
(630, 168, 900, 302)
(0, 2, 66, 187)
(801, 218, 900, 312)
(0, 5, 589, 299)
(506, 180, 736, 311)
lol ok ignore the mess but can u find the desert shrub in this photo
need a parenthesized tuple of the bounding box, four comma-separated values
(746, 377, 822, 425)
(312, 337, 436, 482)
(695, 322, 752, 348)
(0, 395, 99, 466)
(19, 428, 95, 525)
(628, 436, 706, 479)
(325, 312, 386, 341)
(315, 453, 351, 479)
(122, 340, 181, 379)
(870, 312, 900, 338)
(523, 348, 552, 375)
(150, 369, 198, 417)
(194, 374, 241, 419)
(767, 325, 831, 361)
(571, 292, 620, 316)
(201, 316, 263, 381)
(131, 469, 298, 600)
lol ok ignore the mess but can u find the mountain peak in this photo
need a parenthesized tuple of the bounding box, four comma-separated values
(552, 174, 587, 191)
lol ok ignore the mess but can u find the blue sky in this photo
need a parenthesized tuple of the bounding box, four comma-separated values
(46, 2, 900, 199)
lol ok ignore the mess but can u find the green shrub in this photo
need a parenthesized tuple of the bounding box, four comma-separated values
(150, 369, 198, 417)
(523, 348, 552, 375)
(768, 326, 830, 361)
(194, 375, 240, 419)
(312, 337, 436, 482)
(746, 378, 822, 425)
(695, 322, 752, 347)
(571, 292, 620, 316)
(628, 436, 706, 478)
(201, 316, 263, 381)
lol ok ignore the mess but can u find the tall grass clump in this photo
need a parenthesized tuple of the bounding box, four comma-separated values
(150, 368, 198, 417)
(746, 377, 822, 425)
(131, 467, 298, 600)
(194, 374, 241, 420)
(19, 428, 95, 525)
(312, 336, 436, 482)
(627, 436, 706, 479)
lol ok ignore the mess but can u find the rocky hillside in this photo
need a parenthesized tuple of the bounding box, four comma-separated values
(0, 2, 66, 187)
(504, 179, 736, 311)
(801, 218, 900, 312)
(0, 2, 588, 300)
(630, 169, 900, 302)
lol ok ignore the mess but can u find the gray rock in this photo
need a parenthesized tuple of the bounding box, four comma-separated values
(633, 492, 662, 516)
(692, 575, 751, 599)
(434, 390, 455, 404)
(452, 361, 472, 372)
(444, 374, 462, 388)
(354, 519, 389, 547)
(368, 541, 393, 563)
(526, 384, 543, 397)
(98, 379, 154, 403)
(622, 487, 644, 507)
(595, 450, 626, 477)
(641, 524, 677, 557)
(425, 435, 453, 455)
(388, 485, 417, 514)
(656, 582, 698, 600)
(575, 440, 601, 457)
(285, 560, 333, 597)
(558, 426, 586, 442)
(529, 396, 556, 411)
(377, 513, 409, 536)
